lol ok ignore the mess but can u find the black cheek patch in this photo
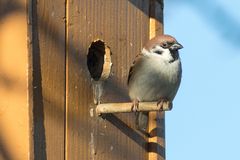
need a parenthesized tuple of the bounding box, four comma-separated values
(169, 50, 179, 63)
(154, 50, 162, 55)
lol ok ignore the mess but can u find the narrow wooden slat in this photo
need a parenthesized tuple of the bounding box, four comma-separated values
(66, 0, 91, 159)
(30, 0, 66, 159)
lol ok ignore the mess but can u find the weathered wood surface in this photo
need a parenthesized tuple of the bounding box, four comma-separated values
(29, 0, 164, 160)
(30, 0, 66, 159)
(66, 0, 149, 159)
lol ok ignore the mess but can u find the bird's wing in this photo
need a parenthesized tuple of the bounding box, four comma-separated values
(127, 54, 144, 85)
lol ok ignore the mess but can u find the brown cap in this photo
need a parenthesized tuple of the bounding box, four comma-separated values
(144, 34, 178, 51)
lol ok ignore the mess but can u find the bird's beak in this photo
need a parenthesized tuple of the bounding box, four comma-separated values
(170, 42, 183, 51)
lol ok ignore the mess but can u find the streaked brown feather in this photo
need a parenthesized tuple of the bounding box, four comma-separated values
(127, 54, 144, 85)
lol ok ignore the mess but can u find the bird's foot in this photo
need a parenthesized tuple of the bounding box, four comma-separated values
(131, 99, 140, 112)
(157, 98, 173, 111)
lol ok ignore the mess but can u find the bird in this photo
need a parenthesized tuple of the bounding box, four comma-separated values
(127, 34, 183, 132)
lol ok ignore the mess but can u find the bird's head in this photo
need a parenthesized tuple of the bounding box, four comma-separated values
(143, 34, 183, 63)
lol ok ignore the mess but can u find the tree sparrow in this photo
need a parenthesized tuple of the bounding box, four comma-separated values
(127, 34, 183, 132)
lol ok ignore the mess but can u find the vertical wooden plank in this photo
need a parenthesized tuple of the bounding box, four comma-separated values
(66, 0, 150, 159)
(29, 0, 66, 159)
(148, 1, 165, 160)
(28, 0, 35, 159)
(66, 0, 91, 159)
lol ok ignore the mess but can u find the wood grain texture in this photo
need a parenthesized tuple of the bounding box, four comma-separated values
(28, 0, 164, 159)
(29, 0, 66, 159)
(66, 0, 149, 159)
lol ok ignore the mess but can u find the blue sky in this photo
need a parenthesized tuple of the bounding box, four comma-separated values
(164, 0, 240, 159)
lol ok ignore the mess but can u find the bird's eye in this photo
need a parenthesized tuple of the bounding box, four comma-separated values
(154, 50, 162, 55)
(162, 42, 168, 48)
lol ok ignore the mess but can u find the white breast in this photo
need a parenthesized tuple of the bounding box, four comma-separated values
(128, 50, 182, 102)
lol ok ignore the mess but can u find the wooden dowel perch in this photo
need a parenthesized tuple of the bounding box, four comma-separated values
(96, 101, 172, 115)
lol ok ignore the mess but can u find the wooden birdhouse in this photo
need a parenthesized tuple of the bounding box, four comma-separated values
(0, 0, 167, 160)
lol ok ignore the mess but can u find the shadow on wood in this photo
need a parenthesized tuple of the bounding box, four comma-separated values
(30, 0, 47, 159)
(102, 113, 165, 158)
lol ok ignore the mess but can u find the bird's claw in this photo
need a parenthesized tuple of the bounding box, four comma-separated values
(157, 98, 172, 111)
(131, 99, 140, 112)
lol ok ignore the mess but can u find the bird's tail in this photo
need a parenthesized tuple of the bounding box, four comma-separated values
(136, 111, 148, 132)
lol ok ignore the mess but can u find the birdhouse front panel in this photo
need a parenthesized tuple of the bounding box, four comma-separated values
(29, 0, 164, 159)
(66, 1, 150, 159)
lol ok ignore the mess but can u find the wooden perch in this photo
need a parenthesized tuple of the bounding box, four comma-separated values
(96, 101, 172, 115)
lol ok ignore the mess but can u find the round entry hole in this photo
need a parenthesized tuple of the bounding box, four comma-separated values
(87, 40, 112, 81)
